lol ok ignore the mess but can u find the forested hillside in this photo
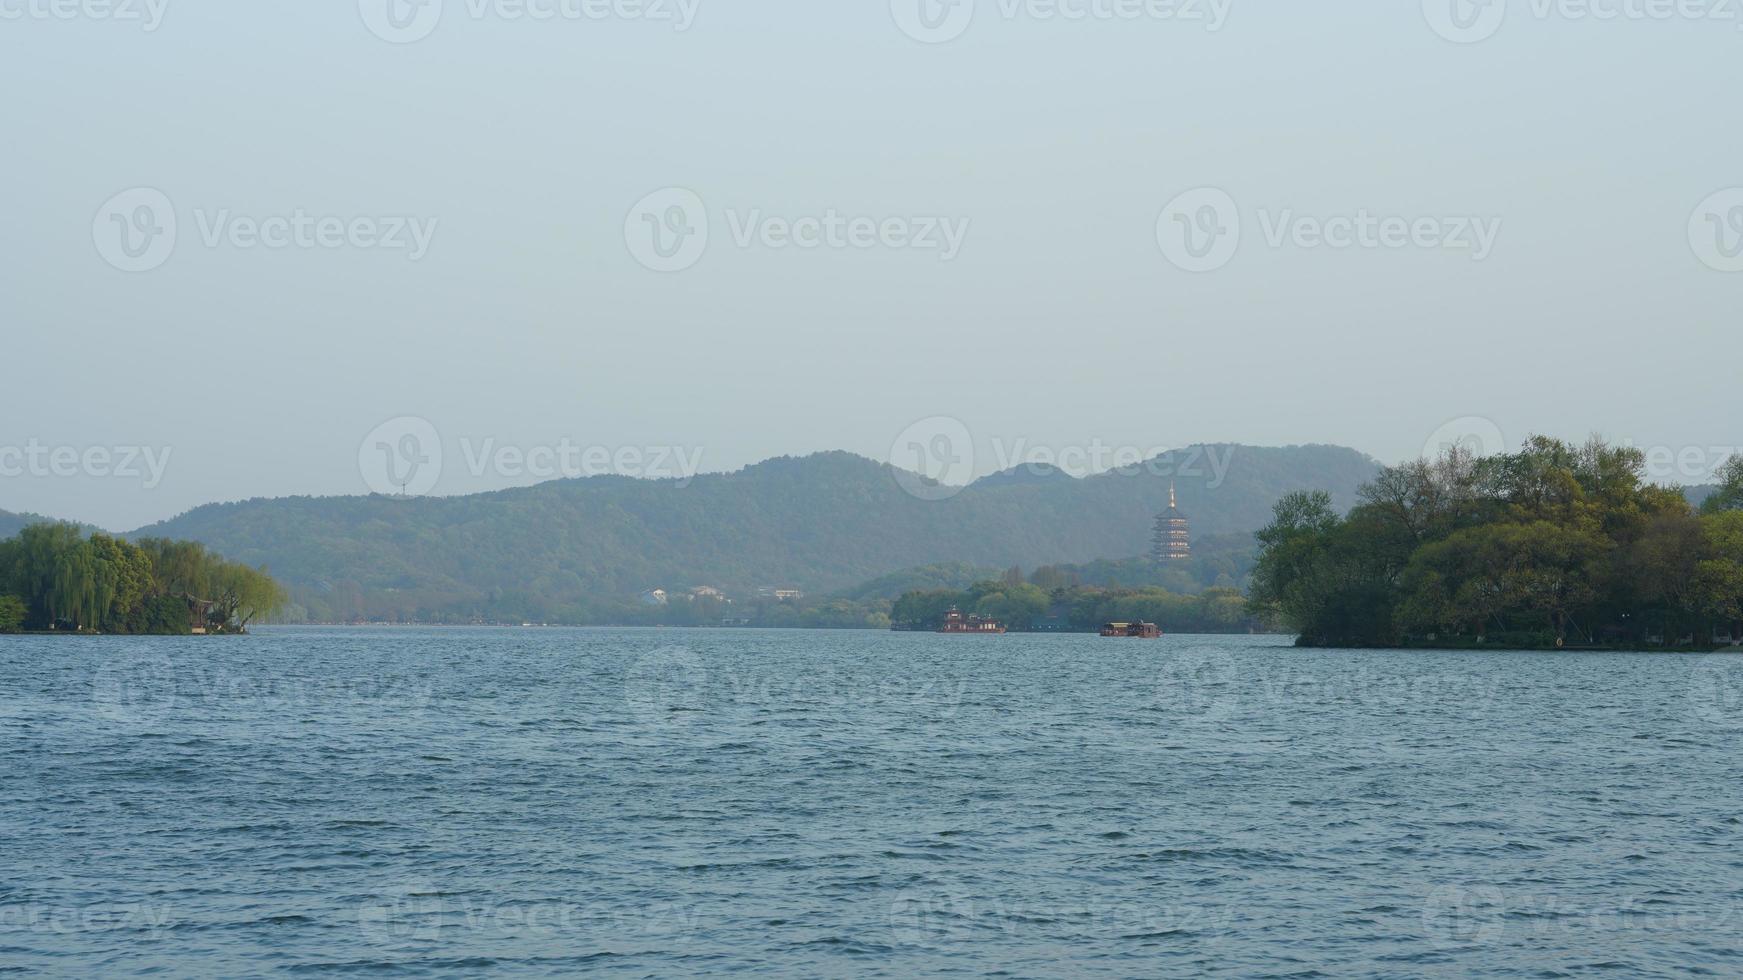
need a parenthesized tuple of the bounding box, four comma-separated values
(127, 445, 1380, 623)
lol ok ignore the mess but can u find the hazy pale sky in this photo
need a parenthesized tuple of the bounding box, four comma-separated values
(4, 0, 1740, 529)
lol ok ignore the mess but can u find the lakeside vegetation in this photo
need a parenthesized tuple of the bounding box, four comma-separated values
(0, 523, 286, 635)
(891, 566, 1268, 634)
(1250, 439, 1743, 649)
(326, 554, 1265, 632)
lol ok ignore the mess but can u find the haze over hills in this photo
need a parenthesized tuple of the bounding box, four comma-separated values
(119, 444, 1378, 622)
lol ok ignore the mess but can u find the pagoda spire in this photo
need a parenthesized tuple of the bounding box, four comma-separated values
(1151, 483, 1192, 562)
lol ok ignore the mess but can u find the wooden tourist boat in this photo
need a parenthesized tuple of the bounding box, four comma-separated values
(1100, 622, 1163, 638)
(938, 607, 1007, 634)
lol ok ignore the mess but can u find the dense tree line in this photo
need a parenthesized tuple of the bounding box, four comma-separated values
(836, 539, 1258, 604)
(575, 594, 892, 631)
(891, 567, 1266, 634)
(0, 523, 286, 634)
(1250, 440, 1743, 648)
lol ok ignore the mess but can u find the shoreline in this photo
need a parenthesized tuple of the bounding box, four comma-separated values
(11, 624, 1742, 654)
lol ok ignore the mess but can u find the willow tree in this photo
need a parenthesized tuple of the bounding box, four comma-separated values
(89, 534, 153, 632)
(210, 562, 288, 631)
(48, 539, 113, 631)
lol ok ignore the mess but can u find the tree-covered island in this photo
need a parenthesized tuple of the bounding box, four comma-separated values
(1250, 438, 1743, 649)
(0, 523, 286, 635)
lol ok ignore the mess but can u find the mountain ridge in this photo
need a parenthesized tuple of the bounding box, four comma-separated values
(120, 443, 1380, 621)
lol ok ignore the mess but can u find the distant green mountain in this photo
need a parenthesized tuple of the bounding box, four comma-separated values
(132, 444, 1382, 623)
(0, 511, 29, 539)
(0, 509, 94, 540)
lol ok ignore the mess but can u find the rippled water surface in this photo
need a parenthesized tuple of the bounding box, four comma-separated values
(4, 628, 1743, 977)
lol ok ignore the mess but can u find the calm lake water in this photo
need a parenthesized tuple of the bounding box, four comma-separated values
(3, 628, 1743, 977)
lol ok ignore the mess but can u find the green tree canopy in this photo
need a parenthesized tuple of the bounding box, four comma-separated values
(1253, 437, 1739, 648)
(0, 524, 285, 634)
